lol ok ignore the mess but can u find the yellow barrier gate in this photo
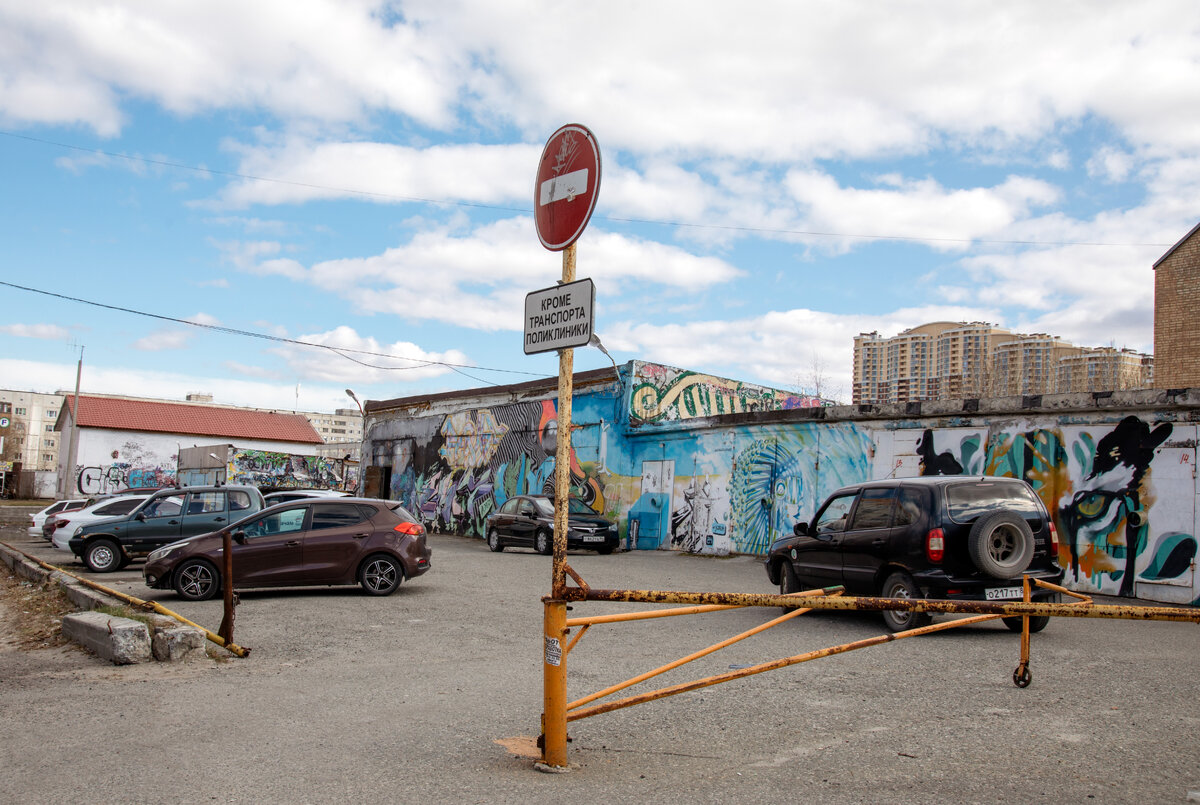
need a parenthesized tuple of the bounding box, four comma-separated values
(538, 559, 1200, 770)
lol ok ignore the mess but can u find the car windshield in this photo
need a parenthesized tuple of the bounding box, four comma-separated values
(945, 481, 1041, 522)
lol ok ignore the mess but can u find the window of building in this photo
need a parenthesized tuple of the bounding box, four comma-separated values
(47, 410, 57, 418)
(43, 439, 55, 447)
(16, 407, 25, 415)
(45, 424, 55, 431)
(0, 402, 10, 414)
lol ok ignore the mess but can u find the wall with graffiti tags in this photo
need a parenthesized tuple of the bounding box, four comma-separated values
(71, 430, 181, 495)
(629, 360, 825, 425)
(363, 362, 1200, 603)
(226, 449, 348, 490)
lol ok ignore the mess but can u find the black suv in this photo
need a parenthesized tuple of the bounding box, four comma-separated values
(765, 476, 1064, 633)
(68, 485, 266, 572)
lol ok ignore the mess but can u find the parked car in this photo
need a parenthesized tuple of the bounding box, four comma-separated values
(143, 497, 431, 601)
(263, 489, 353, 505)
(50, 491, 159, 551)
(68, 485, 266, 572)
(485, 494, 619, 554)
(32, 499, 87, 539)
(765, 476, 1065, 633)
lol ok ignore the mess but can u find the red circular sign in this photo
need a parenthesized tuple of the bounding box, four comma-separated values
(534, 124, 601, 251)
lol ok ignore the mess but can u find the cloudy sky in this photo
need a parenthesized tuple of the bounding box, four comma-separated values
(2, 1, 1198, 413)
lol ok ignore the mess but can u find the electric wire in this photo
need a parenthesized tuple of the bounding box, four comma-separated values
(0, 280, 543, 386)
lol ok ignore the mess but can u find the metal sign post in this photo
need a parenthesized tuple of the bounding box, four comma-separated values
(532, 124, 601, 771)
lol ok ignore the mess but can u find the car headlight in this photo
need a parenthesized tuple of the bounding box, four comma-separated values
(147, 546, 175, 563)
(73, 526, 83, 537)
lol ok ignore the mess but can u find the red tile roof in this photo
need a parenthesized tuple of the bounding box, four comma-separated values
(62, 395, 323, 444)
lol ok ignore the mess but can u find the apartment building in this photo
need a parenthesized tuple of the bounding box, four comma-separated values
(853, 324, 1152, 404)
(0, 389, 64, 471)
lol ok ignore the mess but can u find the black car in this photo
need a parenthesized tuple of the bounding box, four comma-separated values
(68, 485, 266, 572)
(485, 494, 619, 554)
(765, 476, 1064, 633)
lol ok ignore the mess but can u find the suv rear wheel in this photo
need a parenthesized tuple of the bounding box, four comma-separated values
(880, 571, 932, 632)
(968, 511, 1035, 578)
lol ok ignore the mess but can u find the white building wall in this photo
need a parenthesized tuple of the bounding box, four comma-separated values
(60, 427, 319, 496)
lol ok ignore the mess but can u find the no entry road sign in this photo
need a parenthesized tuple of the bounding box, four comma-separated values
(534, 124, 601, 251)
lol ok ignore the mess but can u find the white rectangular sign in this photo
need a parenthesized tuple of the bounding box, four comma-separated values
(539, 168, 589, 206)
(524, 277, 595, 355)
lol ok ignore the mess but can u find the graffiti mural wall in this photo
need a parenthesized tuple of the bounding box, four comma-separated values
(367, 389, 623, 537)
(75, 437, 178, 495)
(363, 361, 1199, 603)
(226, 450, 347, 490)
(630, 361, 824, 425)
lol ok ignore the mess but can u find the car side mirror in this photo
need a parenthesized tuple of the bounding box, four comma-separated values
(793, 522, 810, 537)
(135, 512, 146, 522)
(232, 530, 247, 545)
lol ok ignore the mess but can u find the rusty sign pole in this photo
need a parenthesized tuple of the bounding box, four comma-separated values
(532, 123, 600, 771)
(542, 242, 576, 770)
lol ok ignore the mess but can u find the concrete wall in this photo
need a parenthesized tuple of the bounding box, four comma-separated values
(364, 364, 1200, 604)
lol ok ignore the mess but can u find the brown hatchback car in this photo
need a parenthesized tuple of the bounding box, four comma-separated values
(143, 498, 431, 601)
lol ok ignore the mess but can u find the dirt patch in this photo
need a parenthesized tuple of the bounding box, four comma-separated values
(0, 564, 78, 651)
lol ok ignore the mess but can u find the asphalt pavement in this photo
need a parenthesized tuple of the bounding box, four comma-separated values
(2, 503, 1199, 804)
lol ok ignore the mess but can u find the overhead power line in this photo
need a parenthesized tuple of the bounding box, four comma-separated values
(0, 129, 1173, 248)
(0, 280, 544, 385)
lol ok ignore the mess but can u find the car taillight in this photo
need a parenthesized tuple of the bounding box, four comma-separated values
(1048, 519, 1060, 551)
(925, 528, 945, 563)
(393, 522, 424, 536)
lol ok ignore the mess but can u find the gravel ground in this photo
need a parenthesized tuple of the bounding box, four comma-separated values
(2, 502, 1199, 804)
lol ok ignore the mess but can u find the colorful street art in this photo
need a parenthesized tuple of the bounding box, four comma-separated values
(630, 362, 823, 424)
(227, 450, 345, 489)
(76, 462, 176, 494)
(362, 361, 1198, 603)
(987, 416, 1196, 600)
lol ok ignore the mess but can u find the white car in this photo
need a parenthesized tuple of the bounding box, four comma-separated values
(49, 492, 158, 551)
(29, 499, 88, 538)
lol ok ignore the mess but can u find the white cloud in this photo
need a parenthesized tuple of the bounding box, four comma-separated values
(0, 323, 70, 340)
(268, 325, 469, 384)
(1087, 146, 1135, 183)
(239, 217, 741, 331)
(132, 328, 193, 351)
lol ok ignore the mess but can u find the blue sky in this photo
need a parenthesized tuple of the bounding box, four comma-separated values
(2, 1, 1198, 413)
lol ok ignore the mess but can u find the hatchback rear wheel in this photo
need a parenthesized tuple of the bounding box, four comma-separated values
(360, 554, 402, 596)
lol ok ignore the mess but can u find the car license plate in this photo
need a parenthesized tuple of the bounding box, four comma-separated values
(985, 586, 1023, 600)
(582, 535, 604, 543)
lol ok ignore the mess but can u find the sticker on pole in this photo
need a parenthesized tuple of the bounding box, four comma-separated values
(524, 277, 595, 355)
(534, 124, 601, 251)
(544, 636, 562, 667)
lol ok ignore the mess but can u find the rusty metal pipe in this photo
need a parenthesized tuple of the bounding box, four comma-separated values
(573, 587, 1200, 623)
(567, 612, 1004, 723)
(566, 599, 823, 712)
(565, 587, 839, 628)
(5, 544, 250, 657)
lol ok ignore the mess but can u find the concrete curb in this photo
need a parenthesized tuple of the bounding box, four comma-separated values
(0, 541, 207, 664)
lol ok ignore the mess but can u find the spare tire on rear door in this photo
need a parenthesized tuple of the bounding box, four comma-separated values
(968, 510, 1035, 579)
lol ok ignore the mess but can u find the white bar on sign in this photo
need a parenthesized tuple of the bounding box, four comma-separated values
(539, 168, 589, 206)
